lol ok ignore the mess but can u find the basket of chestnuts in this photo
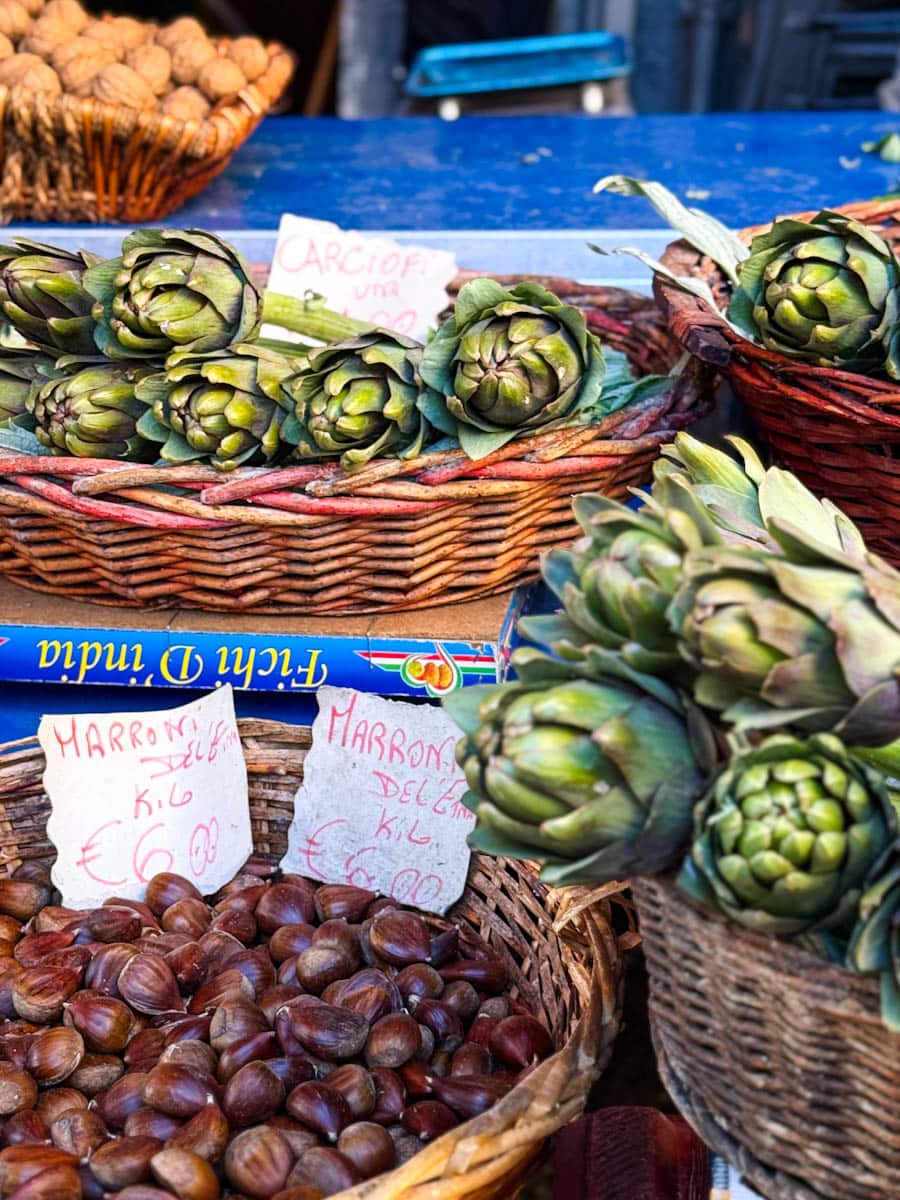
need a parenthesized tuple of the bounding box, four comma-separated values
(0, 0, 293, 223)
(0, 718, 629, 1199)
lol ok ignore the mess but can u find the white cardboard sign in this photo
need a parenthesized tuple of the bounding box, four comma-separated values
(41, 686, 252, 908)
(281, 687, 474, 914)
(267, 215, 458, 341)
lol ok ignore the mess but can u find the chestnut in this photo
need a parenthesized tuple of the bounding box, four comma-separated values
(0, 1064, 38, 1115)
(285, 1081, 351, 1141)
(337, 1120, 396, 1178)
(150, 1146, 221, 1200)
(89, 1135, 163, 1190)
(146, 874, 203, 918)
(222, 1061, 284, 1127)
(224, 1125, 294, 1198)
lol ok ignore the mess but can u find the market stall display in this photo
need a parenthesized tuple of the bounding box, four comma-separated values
(0, 719, 627, 1199)
(445, 431, 900, 1199)
(0, 229, 712, 613)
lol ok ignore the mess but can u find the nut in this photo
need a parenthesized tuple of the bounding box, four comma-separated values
(0, 882, 51, 923)
(225, 35, 267, 82)
(66, 1052, 124, 1095)
(155, 15, 205, 51)
(40, 0, 84, 29)
(65, 994, 137, 1054)
(168, 1103, 229, 1164)
(49, 1107, 107, 1157)
(368, 911, 431, 966)
(169, 37, 215, 87)
(0, 1146, 80, 1194)
(150, 1146, 220, 1200)
(222, 1060, 283, 1128)
(91, 62, 156, 110)
(26, 1026, 84, 1085)
(124, 42, 169, 95)
(285, 1080, 350, 1141)
(314, 885, 375, 925)
(142, 1063, 218, 1119)
(124, 1108, 184, 1140)
(0, 2, 31, 42)
(2, 1109, 48, 1146)
(94, 1071, 148, 1131)
(161, 899, 210, 940)
(118, 952, 184, 1016)
(2, 1162, 82, 1199)
(21, 16, 70, 57)
(286, 1147, 362, 1195)
(197, 56, 246, 102)
(34, 1088, 86, 1125)
(254, 885, 315, 935)
(337, 1121, 396, 1178)
(13, 964, 80, 1023)
(223, 1125, 293, 1198)
(89, 1135, 163, 1191)
(0, 1063, 38, 1114)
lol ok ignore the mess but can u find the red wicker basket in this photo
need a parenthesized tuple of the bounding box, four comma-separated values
(655, 198, 900, 564)
(0, 276, 713, 614)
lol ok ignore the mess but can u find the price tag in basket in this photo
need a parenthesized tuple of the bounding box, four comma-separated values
(281, 687, 474, 913)
(266, 215, 457, 341)
(40, 686, 252, 909)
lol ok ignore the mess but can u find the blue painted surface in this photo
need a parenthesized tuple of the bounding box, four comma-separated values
(146, 113, 899, 231)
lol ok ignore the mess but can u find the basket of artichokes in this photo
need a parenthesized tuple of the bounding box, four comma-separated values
(594, 179, 900, 567)
(444, 432, 900, 1200)
(0, 227, 712, 614)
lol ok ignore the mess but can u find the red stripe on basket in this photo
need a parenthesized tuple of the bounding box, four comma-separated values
(249, 490, 449, 516)
(200, 465, 337, 505)
(0, 456, 130, 476)
(469, 455, 626, 479)
(11, 476, 221, 530)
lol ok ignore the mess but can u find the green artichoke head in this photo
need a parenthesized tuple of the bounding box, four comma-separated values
(27, 359, 157, 460)
(419, 278, 606, 458)
(680, 734, 896, 936)
(848, 849, 900, 1032)
(443, 646, 717, 887)
(281, 330, 434, 469)
(0, 351, 54, 425)
(135, 343, 302, 472)
(0, 239, 100, 357)
(670, 532, 900, 746)
(84, 229, 261, 360)
(727, 210, 900, 378)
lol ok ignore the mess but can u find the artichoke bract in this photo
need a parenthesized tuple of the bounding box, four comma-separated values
(848, 851, 900, 1031)
(521, 432, 865, 675)
(84, 229, 261, 360)
(728, 210, 900, 378)
(419, 278, 606, 458)
(0, 239, 100, 357)
(443, 646, 717, 887)
(136, 343, 301, 472)
(27, 360, 157, 460)
(282, 331, 433, 469)
(670, 530, 900, 747)
(0, 352, 52, 425)
(680, 734, 895, 935)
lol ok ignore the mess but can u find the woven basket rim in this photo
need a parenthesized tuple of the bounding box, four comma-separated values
(654, 197, 900, 426)
(0, 37, 294, 160)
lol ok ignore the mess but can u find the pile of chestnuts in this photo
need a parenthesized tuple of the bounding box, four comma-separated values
(0, 863, 555, 1199)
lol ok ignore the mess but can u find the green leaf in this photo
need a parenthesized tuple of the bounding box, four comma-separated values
(0, 425, 50, 455)
(415, 388, 457, 437)
(592, 175, 747, 285)
(862, 132, 900, 163)
(457, 422, 518, 460)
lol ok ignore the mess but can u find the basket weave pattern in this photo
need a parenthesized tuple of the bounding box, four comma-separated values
(633, 876, 900, 1200)
(0, 718, 628, 1200)
(0, 278, 712, 614)
(0, 42, 294, 224)
(655, 198, 900, 564)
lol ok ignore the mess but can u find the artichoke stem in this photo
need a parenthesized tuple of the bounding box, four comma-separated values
(261, 291, 373, 343)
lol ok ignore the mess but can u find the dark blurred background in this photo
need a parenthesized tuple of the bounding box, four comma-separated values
(105, 0, 900, 117)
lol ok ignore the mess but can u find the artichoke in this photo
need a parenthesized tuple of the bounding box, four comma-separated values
(419, 278, 606, 458)
(670, 531, 900, 746)
(28, 360, 156, 460)
(0, 352, 52, 425)
(135, 343, 302, 472)
(444, 646, 717, 886)
(848, 850, 900, 1031)
(84, 229, 261, 360)
(728, 210, 900, 378)
(0, 239, 100, 357)
(521, 432, 865, 674)
(281, 331, 434, 469)
(679, 734, 895, 935)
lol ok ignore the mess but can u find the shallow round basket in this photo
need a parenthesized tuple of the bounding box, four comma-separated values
(633, 875, 900, 1200)
(0, 718, 630, 1200)
(0, 39, 294, 224)
(0, 275, 713, 614)
(655, 198, 900, 565)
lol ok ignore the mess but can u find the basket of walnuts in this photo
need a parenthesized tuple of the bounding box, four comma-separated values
(0, 0, 294, 223)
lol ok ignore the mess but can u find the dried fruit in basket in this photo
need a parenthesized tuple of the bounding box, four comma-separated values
(444, 646, 717, 886)
(0, 239, 100, 358)
(281, 331, 435, 469)
(84, 229, 262, 361)
(848, 849, 900, 1031)
(419, 278, 606, 458)
(26, 359, 157, 460)
(668, 524, 900, 746)
(679, 733, 896, 936)
(728, 210, 900, 379)
(135, 343, 305, 472)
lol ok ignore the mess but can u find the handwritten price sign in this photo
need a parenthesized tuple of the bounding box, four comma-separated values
(281, 688, 474, 914)
(266, 215, 458, 341)
(41, 687, 252, 909)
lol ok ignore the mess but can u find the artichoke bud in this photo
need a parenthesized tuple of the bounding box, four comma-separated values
(28, 360, 157, 461)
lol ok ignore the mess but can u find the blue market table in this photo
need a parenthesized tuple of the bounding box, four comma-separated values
(0, 111, 896, 737)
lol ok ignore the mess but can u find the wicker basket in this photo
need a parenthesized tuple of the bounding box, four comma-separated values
(633, 875, 900, 1200)
(0, 717, 630, 1200)
(654, 198, 900, 565)
(0, 277, 713, 614)
(0, 40, 294, 224)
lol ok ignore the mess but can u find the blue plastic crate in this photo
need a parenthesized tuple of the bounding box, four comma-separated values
(405, 31, 631, 98)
